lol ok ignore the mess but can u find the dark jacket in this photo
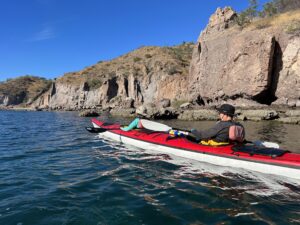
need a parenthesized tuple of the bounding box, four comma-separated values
(190, 121, 236, 142)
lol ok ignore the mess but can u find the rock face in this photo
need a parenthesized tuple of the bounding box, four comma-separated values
(3, 8, 300, 118)
(189, 7, 300, 107)
(33, 44, 193, 111)
(0, 76, 51, 107)
(273, 38, 300, 107)
(0, 95, 12, 106)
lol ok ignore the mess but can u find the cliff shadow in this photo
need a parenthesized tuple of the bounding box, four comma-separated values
(252, 41, 283, 105)
(107, 77, 118, 101)
(270, 41, 283, 102)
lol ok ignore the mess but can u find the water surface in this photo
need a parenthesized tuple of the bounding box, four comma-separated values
(0, 111, 299, 225)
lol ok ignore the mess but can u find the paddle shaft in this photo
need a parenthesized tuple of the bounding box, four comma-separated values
(140, 119, 190, 133)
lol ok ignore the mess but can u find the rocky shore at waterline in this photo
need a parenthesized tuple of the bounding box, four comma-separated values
(1, 104, 299, 124)
(78, 105, 300, 124)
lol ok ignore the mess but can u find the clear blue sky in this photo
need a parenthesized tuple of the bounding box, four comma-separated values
(0, 0, 270, 81)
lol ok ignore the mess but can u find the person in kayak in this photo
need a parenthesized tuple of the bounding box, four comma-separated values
(188, 104, 245, 146)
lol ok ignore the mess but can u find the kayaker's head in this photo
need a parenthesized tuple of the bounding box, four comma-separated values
(216, 104, 235, 121)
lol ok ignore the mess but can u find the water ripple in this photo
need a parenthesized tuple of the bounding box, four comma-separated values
(0, 111, 299, 225)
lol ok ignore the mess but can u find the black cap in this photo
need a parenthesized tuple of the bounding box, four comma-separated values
(216, 104, 235, 117)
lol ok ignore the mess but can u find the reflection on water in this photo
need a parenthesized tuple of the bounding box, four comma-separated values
(244, 121, 300, 153)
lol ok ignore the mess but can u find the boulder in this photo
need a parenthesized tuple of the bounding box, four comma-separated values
(180, 102, 192, 109)
(136, 105, 148, 116)
(157, 98, 171, 108)
(79, 110, 99, 117)
(178, 109, 218, 121)
(135, 105, 178, 119)
(241, 109, 279, 121)
(206, 7, 237, 32)
(110, 108, 136, 117)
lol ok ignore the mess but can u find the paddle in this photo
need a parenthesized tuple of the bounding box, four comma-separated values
(140, 119, 280, 148)
(251, 140, 280, 149)
(86, 120, 187, 135)
(140, 119, 189, 134)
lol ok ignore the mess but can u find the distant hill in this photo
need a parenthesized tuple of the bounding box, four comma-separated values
(0, 76, 52, 107)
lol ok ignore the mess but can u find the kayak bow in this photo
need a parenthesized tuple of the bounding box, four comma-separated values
(90, 119, 300, 180)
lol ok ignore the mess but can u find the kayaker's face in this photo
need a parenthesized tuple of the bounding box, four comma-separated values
(219, 113, 224, 121)
(219, 113, 232, 121)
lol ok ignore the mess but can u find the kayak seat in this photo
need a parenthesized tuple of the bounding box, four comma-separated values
(231, 145, 290, 158)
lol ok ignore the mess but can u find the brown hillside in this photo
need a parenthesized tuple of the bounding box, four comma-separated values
(58, 42, 194, 89)
(0, 76, 52, 106)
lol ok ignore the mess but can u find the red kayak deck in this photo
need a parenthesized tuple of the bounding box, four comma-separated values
(92, 119, 300, 169)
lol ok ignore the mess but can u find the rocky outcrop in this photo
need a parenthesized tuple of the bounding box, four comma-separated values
(79, 110, 99, 117)
(0, 91, 27, 106)
(0, 95, 12, 106)
(0, 76, 51, 107)
(273, 38, 300, 107)
(189, 7, 300, 107)
(32, 44, 193, 111)
(178, 109, 218, 121)
(238, 109, 279, 121)
(2, 8, 300, 124)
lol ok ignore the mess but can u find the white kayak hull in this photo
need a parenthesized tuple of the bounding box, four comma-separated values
(92, 122, 300, 180)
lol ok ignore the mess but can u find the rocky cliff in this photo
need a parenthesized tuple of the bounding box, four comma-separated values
(2, 8, 300, 120)
(0, 76, 51, 107)
(189, 7, 300, 107)
(32, 44, 193, 111)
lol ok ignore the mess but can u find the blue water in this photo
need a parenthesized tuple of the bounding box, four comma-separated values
(0, 111, 300, 225)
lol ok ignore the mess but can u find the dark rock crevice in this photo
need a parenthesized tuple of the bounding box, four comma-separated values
(134, 79, 143, 103)
(269, 40, 283, 102)
(124, 78, 129, 97)
(107, 77, 118, 101)
(252, 40, 283, 105)
(50, 83, 56, 97)
(197, 43, 201, 56)
(196, 96, 205, 105)
(82, 82, 89, 91)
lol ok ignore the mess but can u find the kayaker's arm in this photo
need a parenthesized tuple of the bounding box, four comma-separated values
(190, 125, 220, 141)
(190, 121, 232, 142)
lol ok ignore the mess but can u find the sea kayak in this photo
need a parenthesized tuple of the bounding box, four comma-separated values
(90, 118, 300, 180)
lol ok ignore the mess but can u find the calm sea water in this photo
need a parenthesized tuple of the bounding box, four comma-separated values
(0, 111, 300, 225)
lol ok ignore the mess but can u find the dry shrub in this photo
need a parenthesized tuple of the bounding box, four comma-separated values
(285, 20, 300, 34)
(255, 20, 272, 29)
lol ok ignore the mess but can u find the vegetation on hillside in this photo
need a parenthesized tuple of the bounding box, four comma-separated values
(0, 76, 52, 105)
(58, 42, 194, 90)
(235, 0, 300, 27)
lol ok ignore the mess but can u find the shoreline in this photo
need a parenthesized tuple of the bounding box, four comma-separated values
(1, 106, 300, 125)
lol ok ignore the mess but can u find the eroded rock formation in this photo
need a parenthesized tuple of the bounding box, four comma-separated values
(32, 44, 192, 111)
(2, 8, 300, 121)
(189, 7, 300, 107)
